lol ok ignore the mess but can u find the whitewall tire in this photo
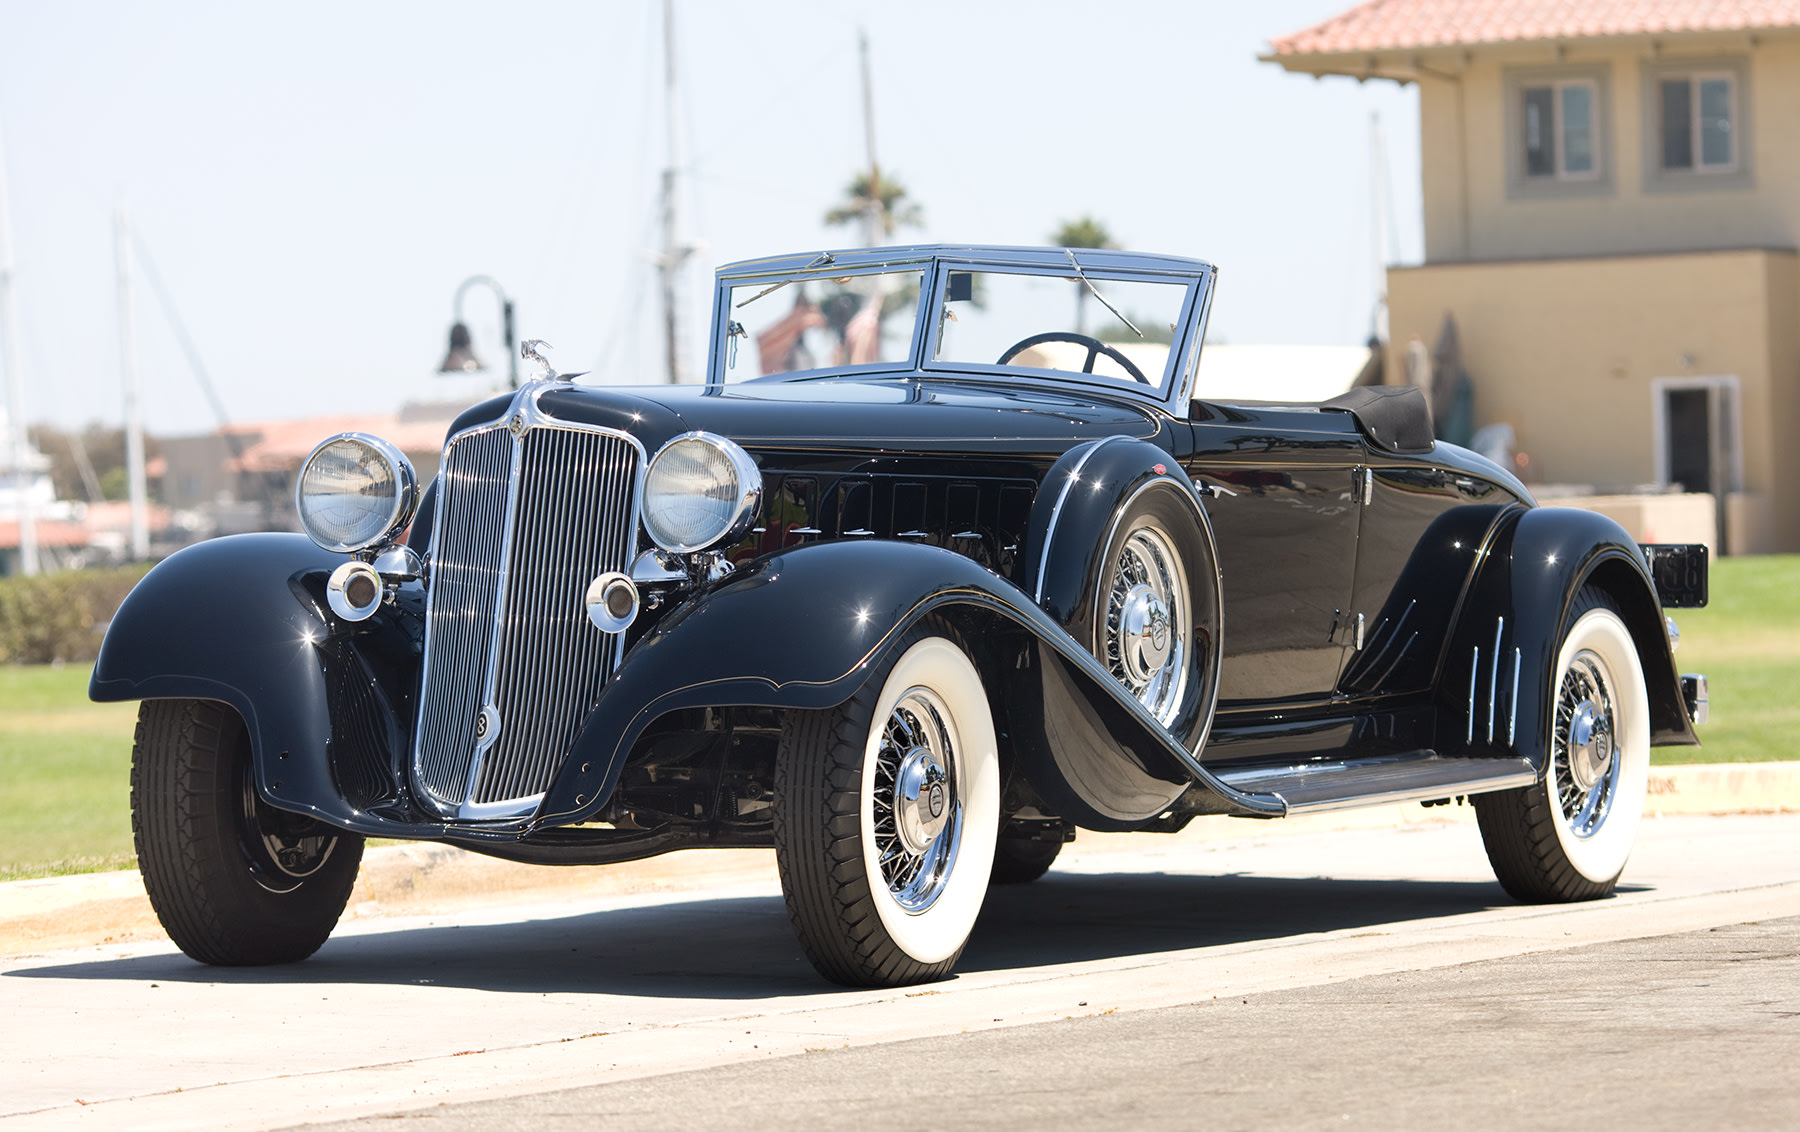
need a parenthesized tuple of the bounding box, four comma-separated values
(1475, 589, 1650, 901)
(774, 619, 1000, 986)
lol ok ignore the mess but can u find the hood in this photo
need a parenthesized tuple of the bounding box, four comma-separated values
(453, 377, 1166, 459)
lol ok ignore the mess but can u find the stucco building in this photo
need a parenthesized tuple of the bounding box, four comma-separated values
(1266, 0, 1800, 553)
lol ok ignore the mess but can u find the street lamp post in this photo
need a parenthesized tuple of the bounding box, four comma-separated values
(438, 275, 517, 390)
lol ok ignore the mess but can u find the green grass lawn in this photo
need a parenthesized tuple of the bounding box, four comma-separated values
(0, 555, 1793, 880)
(0, 664, 139, 881)
(1651, 553, 1800, 764)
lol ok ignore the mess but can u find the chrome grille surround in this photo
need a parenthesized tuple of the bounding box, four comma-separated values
(412, 389, 646, 821)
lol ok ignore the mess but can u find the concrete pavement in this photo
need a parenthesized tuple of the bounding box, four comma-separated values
(3, 809, 1796, 1130)
(285, 915, 1800, 1131)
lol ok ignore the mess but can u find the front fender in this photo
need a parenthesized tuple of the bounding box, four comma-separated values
(539, 540, 1281, 826)
(1439, 505, 1695, 765)
(90, 533, 425, 829)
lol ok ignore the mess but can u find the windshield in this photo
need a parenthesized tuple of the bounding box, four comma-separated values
(932, 268, 1190, 390)
(722, 271, 923, 381)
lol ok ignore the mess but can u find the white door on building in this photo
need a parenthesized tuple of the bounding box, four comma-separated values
(1653, 376, 1741, 496)
(1652, 375, 1741, 549)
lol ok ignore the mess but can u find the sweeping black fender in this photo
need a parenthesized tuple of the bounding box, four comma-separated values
(538, 538, 1274, 828)
(1437, 505, 1696, 763)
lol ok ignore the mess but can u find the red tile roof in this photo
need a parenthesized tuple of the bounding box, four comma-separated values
(1270, 0, 1800, 56)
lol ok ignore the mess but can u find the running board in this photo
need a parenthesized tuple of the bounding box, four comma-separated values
(1210, 751, 1538, 815)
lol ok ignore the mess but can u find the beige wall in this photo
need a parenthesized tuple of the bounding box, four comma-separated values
(1413, 35, 1800, 264)
(1387, 249, 1800, 550)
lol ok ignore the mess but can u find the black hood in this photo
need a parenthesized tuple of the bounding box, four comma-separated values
(450, 377, 1166, 460)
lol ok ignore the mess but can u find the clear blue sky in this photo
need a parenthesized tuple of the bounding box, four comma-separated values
(0, 0, 1420, 436)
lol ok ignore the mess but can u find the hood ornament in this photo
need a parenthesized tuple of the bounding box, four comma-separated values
(521, 339, 557, 383)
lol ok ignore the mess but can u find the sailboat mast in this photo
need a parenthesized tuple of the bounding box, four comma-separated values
(114, 208, 149, 561)
(859, 31, 881, 247)
(0, 117, 39, 575)
(658, 0, 686, 384)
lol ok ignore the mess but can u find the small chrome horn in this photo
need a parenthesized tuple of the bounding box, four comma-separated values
(327, 561, 385, 622)
(585, 572, 639, 632)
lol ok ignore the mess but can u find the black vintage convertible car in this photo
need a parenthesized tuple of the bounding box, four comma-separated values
(94, 245, 1709, 987)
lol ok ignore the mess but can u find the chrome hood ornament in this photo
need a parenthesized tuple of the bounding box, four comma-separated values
(521, 338, 557, 382)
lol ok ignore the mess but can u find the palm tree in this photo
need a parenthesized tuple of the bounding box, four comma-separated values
(1049, 216, 1117, 333)
(824, 171, 923, 243)
(1049, 216, 1115, 251)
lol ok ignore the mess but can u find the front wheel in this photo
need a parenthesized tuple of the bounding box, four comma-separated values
(773, 621, 1000, 986)
(132, 699, 363, 964)
(1474, 589, 1650, 901)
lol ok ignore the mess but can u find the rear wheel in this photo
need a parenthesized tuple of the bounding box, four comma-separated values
(1475, 589, 1650, 902)
(773, 621, 1000, 986)
(131, 699, 363, 964)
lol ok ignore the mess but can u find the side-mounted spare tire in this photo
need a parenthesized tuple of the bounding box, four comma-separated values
(1089, 477, 1221, 749)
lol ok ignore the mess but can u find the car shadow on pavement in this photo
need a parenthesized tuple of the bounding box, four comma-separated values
(4, 871, 1578, 999)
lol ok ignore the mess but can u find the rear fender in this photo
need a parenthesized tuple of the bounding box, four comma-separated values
(1439, 507, 1695, 766)
(539, 540, 1280, 827)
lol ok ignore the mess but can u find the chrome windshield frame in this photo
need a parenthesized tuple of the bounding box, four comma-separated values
(707, 245, 1217, 418)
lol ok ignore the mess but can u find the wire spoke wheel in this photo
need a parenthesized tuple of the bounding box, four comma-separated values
(870, 688, 962, 910)
(1102, 522, 1190, 726)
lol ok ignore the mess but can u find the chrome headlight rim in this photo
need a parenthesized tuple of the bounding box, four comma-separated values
(641, 431, 762, 555)
(295, 431, 419, 555)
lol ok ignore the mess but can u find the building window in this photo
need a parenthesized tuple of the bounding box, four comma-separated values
(1658, 72, 1737, 172)
(1505, 66, 1611, 199)
(1523, 79, 1600, 180)
(1643, 59, 1750, 191)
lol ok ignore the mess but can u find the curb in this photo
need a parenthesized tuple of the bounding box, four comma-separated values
(4, 761, 1794, 956)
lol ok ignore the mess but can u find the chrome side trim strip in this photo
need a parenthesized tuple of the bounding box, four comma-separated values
(1466, 645, 1480, 746)
(1487, 617, 1504, 744)
(1507, 648, 1521, 746)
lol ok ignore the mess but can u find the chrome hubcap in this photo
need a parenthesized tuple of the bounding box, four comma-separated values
(1567, 699, 1614, 789)
(870, 688, 962, 912)
(893, 745, 951, 854)
(1119, 583, 1172, 684)
(1104, 525, 1188, 725)
(1554, 651, 1619, 839)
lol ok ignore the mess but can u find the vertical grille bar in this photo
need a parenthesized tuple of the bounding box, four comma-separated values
(412, 418, 641, 815)
(414, 427, 512, 805)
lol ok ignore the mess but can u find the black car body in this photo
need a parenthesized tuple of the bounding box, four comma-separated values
(94, 246, 1710, 986)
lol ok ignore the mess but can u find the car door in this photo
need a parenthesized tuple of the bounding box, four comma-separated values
(1184, 406, 1363, 709)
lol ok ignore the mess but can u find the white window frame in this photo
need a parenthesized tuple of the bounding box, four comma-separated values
(1523, 78, 1602, 182)
(1651, 375, 1742, 494)
(1659, 70, 1740, 174)
(1644, 58, 1751, 192)
(1505, 65, 1612, 200)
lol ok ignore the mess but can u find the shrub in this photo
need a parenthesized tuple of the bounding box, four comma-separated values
(0, 565, 153, 665)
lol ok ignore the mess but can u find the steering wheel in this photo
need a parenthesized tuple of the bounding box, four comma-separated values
(995, 332, 1152, 385)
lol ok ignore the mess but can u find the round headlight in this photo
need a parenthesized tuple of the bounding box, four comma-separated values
(642, 432, 761, 554)
(296, 433, 418, 553)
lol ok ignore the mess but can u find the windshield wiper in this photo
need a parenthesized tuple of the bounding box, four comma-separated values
(1065, 249, 1142, 338)
(735, 252, 836, 309)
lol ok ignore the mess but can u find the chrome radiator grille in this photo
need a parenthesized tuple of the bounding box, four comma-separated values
(413, 420, 642, 818)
